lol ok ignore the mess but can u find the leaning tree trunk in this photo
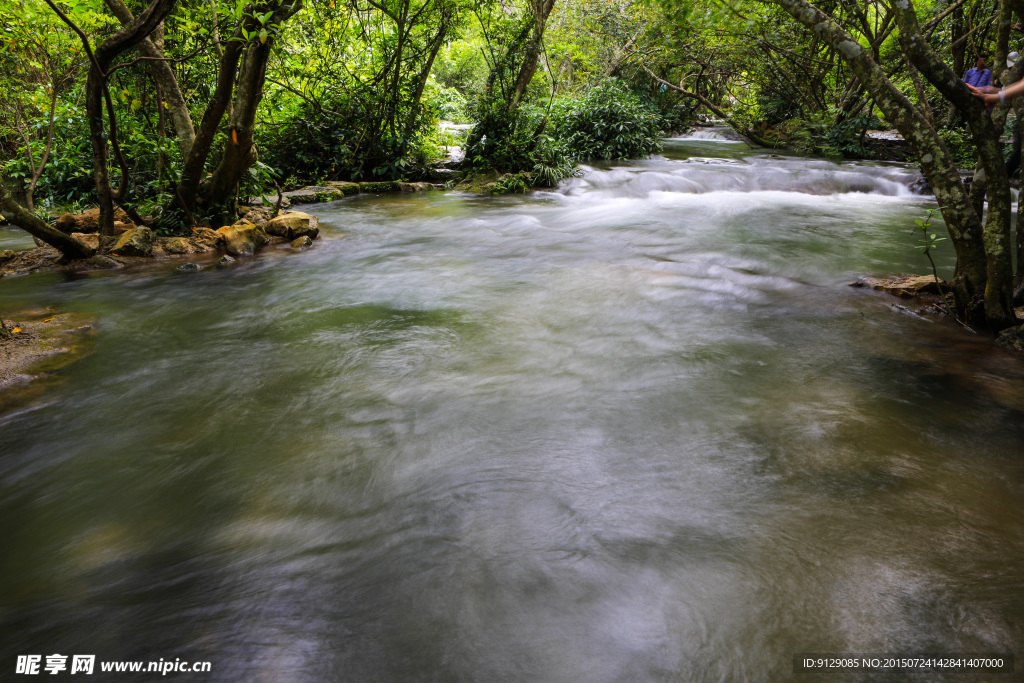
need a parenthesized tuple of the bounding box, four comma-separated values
(0, 178, 95, 260)
(508, 0, 556, 111)
(772, 0, 990, 324)
(170, 0, 302, 224)
(894, 0, 1017, 329)
(52, 0, 180, 235)
(104, 0, 195, 158)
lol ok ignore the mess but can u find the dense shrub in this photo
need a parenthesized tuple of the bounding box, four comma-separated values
(549, 79, 663, 161)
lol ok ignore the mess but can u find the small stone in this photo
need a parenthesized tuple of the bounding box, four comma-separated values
(110, 226, 156, 257)
(0, 249, 16, 262)
(218, 255, 236, 267)
(175, 262, 202, 273)
(290, 235, 313, 249)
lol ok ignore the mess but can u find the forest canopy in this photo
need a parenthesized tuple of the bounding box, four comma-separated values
(1, 0, 1023, 325)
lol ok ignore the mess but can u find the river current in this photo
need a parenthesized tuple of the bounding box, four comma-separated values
(1, 134, 1023, 681)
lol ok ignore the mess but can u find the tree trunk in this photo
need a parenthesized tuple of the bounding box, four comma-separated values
(104, 0, 196, 158)
(894, 0, 1017, 329)
(0, 178, 95, 260)
(772, 0, 989, 323)
(509, 0, 556, 111)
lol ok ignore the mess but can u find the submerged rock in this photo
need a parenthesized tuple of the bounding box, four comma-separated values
(290, 235, 313, 250)
(218, 255, 236, 267)
(175, 262, 202, 273)
(111, 226, 156, 257)
(265, 212, 319, 240)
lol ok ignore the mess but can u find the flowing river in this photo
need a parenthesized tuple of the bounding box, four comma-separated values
(2, 134, 1023, 681)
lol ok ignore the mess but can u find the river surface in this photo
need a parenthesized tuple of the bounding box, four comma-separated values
(2, 135, 1024, 682)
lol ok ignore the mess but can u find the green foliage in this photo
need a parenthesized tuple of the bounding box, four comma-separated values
(779, 110, 882, 158)
(914, 206, 947, 256)
(549, 79, 663, 161)
(937, 126, 978, 169)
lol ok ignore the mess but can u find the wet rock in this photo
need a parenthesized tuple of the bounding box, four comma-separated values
(995, 325, 1024, 353)
(856, 274, 946, 298)
(397, 182, 433, 192)
(218, 255, 236, 267)
(1, 249, 18, 263)
(216, 223, 268, 257)
(175, 262, 202, 273)
(908, 176, 932, 195)
(162, 237, 195, 255)
(71, 233, 100, 252)
(265, 212, 319, 240)
(290, 235, 313, 250)
(110, 226, 156, 257)
(191, 227, 222, 250)
(427, 168, 459, 183)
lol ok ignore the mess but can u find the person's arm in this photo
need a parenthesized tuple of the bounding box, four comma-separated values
(970, 78, 1024, 105)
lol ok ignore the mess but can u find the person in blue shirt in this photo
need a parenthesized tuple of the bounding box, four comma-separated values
(963, 54, 993, 88)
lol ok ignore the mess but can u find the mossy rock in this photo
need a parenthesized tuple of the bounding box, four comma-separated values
(358, 181, 401, 193)
(326, 181, 360, 195)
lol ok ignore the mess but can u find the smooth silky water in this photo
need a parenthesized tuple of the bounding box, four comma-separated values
(2, 135, 1023, 681)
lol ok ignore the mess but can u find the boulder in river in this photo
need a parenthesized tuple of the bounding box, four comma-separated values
(265, 212, 319, 240)
(217, 222, 269, 257)
(111, 226, 156, 257)
(191, 227, 222, 250)
(290, 235, 313, 250)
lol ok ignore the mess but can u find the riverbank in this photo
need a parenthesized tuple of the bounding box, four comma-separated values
(0, 310, 95, 413)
